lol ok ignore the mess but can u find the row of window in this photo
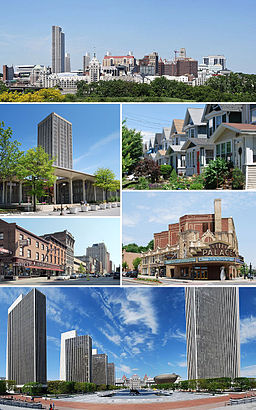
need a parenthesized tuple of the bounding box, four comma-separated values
(19, 247, 62, 265)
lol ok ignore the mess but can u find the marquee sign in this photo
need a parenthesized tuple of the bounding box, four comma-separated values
(197, 242, 237, 258)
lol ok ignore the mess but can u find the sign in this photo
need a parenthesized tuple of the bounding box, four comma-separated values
(197, 242, 236, 258)
(165, 258, 196, 265)
(198, 256, 236, 262)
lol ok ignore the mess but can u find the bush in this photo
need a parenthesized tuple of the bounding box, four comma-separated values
(0, 381, 6, 394)
(160, 164, 173, 179)
(136, 177, 149, 190)
(232, 168, 245, 189)
(134, 158, 161, 183)
(203, 158, 229, 189)
(22, 382, 43, 396)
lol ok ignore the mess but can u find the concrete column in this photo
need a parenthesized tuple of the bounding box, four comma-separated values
(19, 182, 22, 204)
(69, 179, 73, 204)
(214, 198, 222, 233)
(94, 186, 96, 202)
(82, 180, 86, 202)
(53, 181, 57, 205)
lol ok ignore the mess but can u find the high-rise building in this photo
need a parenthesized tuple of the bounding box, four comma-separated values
(37, 112, 73, 169)
(3, 65, 14, 82)
(107, 363, 115, 386)
(203, 55, 226, 70)
(83, 53, 90, 74)
(89, 54, 100, 83)
(65, 53, 71, 72)
(52, 25, 65, 73)
(185, 287, 240, 380)
(60, 330, 92, 383)
(86, 243, 107, 273)
(92, 353, 108, 385)
(6, 289, 47, 386)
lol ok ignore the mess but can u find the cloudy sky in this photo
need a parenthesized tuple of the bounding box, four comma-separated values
(0, 104, 120, 178)
(123, 191, 256, 267)
(0, 0, 255, 73)
(0, 287, 255, 380)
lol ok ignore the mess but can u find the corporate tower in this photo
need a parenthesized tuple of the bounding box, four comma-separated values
(6, 289, 47, 386)
(185, 287, 240, 380)
(52, 26, 65, 73)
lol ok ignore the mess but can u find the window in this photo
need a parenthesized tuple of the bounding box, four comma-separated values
(41, 243, 44, 250)
(200, 147, 204, 166)
(250, 107, 256, 124)
(205, 149, 214, 164)
(50, 255, 52, 263)
(36, 252, 39, 260)
(41, 254, 44, 261)
(0, 233, 3, 240)
(27, 238, 31, 245)
(19, 247, 23, 256)
(190, 128, 195, 138)
(19, 234, 24, 240)
(45, 255, 48, 262)
(221, 143, 226, 158)
(36, 241, 39, 248)
(27, 249, 31, 258)
(216, 115, 222, 128)
(216, 144, 221, 157)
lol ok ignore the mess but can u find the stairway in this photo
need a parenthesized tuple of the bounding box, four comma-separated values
(246, 165, 256, 190)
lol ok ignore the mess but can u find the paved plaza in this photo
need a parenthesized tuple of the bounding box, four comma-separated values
(1, 276, 120, 286)
(122, 275, 255, 286)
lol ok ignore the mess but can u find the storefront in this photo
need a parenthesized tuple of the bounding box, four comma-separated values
(0, 257, 64, 277)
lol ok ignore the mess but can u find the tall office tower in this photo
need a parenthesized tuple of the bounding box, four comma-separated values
(52, 25, 65, 73)
(86, 243, 107, 273)
(83, 52, 90, 74)
(38, 112, 73, 169)
(89, 53, 100, 82)
(60, 330, 92, 382)
(92, 353, 108, 385)
(185, 287, 240, 380)
(107, 363, 115, 386)
(65, 53, 71, 72)
(6, 289, 47, 386)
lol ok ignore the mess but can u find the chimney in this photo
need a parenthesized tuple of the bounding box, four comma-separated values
(214, 199, 222, 232)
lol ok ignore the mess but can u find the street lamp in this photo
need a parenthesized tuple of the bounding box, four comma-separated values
(60, 182, 66, 216)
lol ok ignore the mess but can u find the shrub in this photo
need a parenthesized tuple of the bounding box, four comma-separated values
(203, 158, 229, 189)
(22, 382, 43, 396)
(136, 177, 149, 190)
(160, 164, 173, 179)
(232, 168, 245, 189)
(134, 158, 161, 183)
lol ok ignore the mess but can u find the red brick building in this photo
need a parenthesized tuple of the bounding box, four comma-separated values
(141, 199, 243, 280)
(0, 219, 66, 277)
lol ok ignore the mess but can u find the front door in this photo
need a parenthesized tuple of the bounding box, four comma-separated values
(194, 266, 208, 280)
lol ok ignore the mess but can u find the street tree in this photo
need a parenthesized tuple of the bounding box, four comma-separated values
(94, 168, 120, 201)
(0, 122, 23, 203)
(122, 123, 143, 176)
(78, 263, 85, 274)
(132, 257, 141, 272)
(122, 261, 128, 271)
(16, 146, 56, 212)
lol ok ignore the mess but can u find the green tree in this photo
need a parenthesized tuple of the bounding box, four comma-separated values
(203, 158, 229, 189)
(122, 261, 128, 271)
(122, 123, 143, 176)
(22, 382, 43, 396)
(16, 146, 56, 212)
(0, 122, 23, 203)
(0, 380, 6, 394)
(94, 168, 120, 201)
(132, 257, 141, 272)
(78, 263, 85, 274)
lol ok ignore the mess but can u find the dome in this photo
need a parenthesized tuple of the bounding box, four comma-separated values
(154, 373, 179, 384)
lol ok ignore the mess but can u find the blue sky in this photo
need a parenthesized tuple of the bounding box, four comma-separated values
(123, 191, 256, 267)
(0, 287, 255, 380)
(123, 103, 204, 144)
(0, 0, 255, 73)
(2, 218, 120, 267)
(0, 104, 120, 177)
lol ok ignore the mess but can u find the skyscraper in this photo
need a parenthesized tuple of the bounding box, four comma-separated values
(6, 289, 47, 386)
(60, 330, 92, 383)
(92, 353, 108, 385)
(52, 25, 65, 73)
(107, 363, 115, 386)
(38, 112, 73, 169)
(86, 243, 108, 273)
(185, 287, 240, 380)
(65, 53, 71, 72)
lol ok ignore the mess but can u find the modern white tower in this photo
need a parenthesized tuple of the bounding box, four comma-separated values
(52, 25, 65, 73)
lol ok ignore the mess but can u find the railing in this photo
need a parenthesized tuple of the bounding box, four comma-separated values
(0, 398, 43, 408)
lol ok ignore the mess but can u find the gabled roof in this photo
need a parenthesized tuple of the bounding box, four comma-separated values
(183, 108, 206, 129)
(155, 149, 166, 157)
(162, 127, 171, 139)
(171, 119, 185, 135)
(202, 104, 243, 120)
(167, 145, 186, 154)
(154, 133, 162, 145)
(211, 122, 256, 143)
(182, 138, 214, 150)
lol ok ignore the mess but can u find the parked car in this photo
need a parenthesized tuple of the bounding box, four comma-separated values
(70, 274, 77, 279)
(113, 272, 120, 280)
(127, 271, 138, 278)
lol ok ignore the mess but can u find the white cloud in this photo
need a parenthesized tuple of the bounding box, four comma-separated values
(163, 328, 186, 346)
(240, 316, 256, 344)
(122, 213, 138, 227)
(177, 361, 187, 368)
(47, 335, 60, 348)
(117, 364, 133, 374)
(100, 326, 122, 345)
(74, 131, 119, 164)
(140, 130, 155, 144)
(241, 364, 256, 377)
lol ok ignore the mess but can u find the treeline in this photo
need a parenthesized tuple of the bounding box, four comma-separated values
(152, 377, 256, 392)
(122, 241, 154, 253)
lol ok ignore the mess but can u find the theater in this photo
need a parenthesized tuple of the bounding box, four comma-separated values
(141, 199, 243, 280)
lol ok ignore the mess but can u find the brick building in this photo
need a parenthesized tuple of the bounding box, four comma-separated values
(141, 199, 243, 280)
(0, 219, 66, 277)
(122, 249, 142, 272)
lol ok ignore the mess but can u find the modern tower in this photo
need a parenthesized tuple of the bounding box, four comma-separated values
(89, 53, 100, 83)
(92, 352, 108, 385)
(86, 243, 108, 273)
(52, 25, 65, 73)
(83, 52, 90, 74)
(65, 53, 71, 72)
(107, 363, 115, 386)
(6, 289, 47, 386)
(38, 112, 73, 169)
(185, 287, 240, 380)
(60, 330, 92, 383)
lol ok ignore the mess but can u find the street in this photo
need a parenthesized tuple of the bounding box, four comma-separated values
(1, 276, 120, 286)
(0, 207, 120, 217)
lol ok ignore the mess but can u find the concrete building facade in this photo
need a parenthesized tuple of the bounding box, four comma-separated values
(52, 26, 65, 73)
(38, 112, 73, 169)
(107, 363, 115, 386)
(6, 289, 47, 386)
(185, 287, 240, 379)
(86, 243, 108, 273)
(92, 353, 108, 385)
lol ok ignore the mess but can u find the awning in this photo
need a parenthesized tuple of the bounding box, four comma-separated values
(0, 248, 10, 254)
(26, 266, 64, 271)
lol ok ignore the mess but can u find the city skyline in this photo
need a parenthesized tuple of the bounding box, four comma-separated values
(0, 287, 256, 380)
(0, 104, 120, 177)
(123, 191, 256, 267)
(1, 218, 120, 268)
(0, 0, 255, 73)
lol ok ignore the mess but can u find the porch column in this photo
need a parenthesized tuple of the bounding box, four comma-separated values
(69, 179, 73, 204)
(53, 181, 57, 205)
(245, 135, 254, 164)
(94, 185, 97, 202)
(82, 180, 86, 202)
(19, 182, 23, 204)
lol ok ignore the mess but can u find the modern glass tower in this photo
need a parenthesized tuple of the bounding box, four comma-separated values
(185, 287, 240, 380)
(6, 289, 47, 386)
(60, 330, 92, 382)
(92, 353, 108, 385)
(52, 25, 65, 73)
(38, 112, 73, 169)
